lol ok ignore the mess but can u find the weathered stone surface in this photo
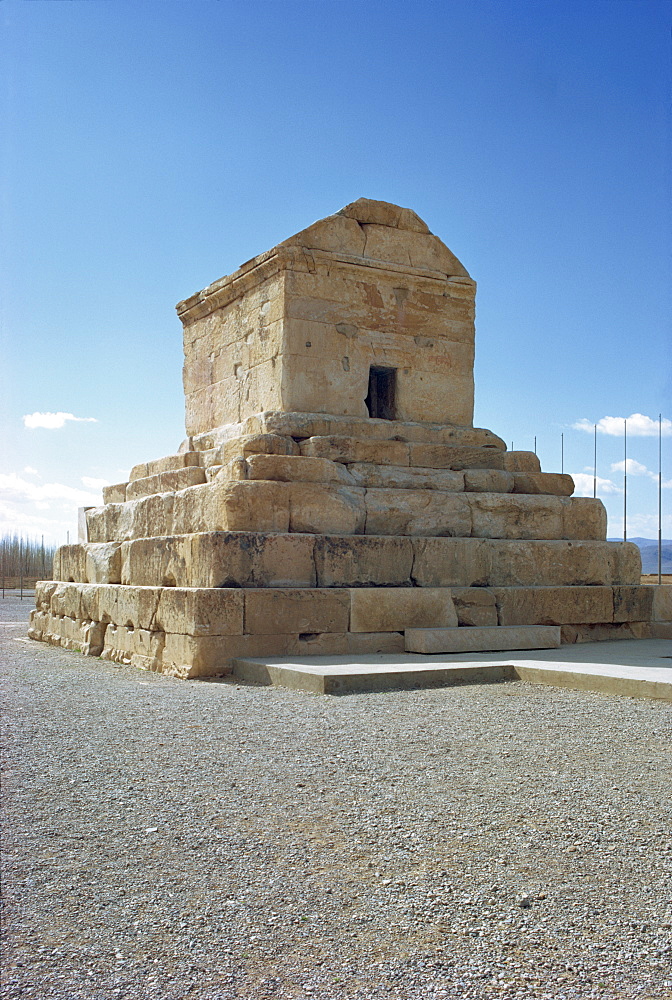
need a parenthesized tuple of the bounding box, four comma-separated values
(189, 532, 317, 589)
(348, 464, 464, 491)
(347, 631, 406, 653)
(53, 544, 87, 583)
(162, 632, 295, 679)
(337, 198, 431, 234)
(102, 483, 127, 504)
(451, 588, 498, 627)
(97, 585, 162, 631)
(412, 538, 490, 588)
(244, 589, 350, 635)
(350, 588, 457, 633)
(560, 622, 649, 644)
(608, 541, 641, 584)
(365, 489, 471, 537)
(289, 483, 366, 535)
(512, 473, 574, 496)
(126, 467, 206, 501)
(405, 625, 561, 654)
(85, 542, 122, 584)
(463, 470, 514, 493)
(314, 536, 414, 588)
(130, 452, 200, 482)
(300, 436, 410, 467)
(173, 481, 290, 535)
(33, 613, 107, 656)
(121, 536, 192, 588)
(612, 585, 654, 623)
(492, 586, 614, 626)
(560, 498, 607, 540)
(652, 585, 672, 622)
(156, 587, 244, 636)
(254, 411, 505, 449)
(469, 494, 563, 540)
(503, 452, 541, 473)
(409, 443, 505, 471)
(246, 454, 355, 485)
(35, 581, 59, 611)
(101, 624, 164, 670)
(486, 540, 611, 587)
(219, 433, 300, 463)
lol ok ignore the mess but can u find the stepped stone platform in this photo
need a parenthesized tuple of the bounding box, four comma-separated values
(231, 640, 672, 699)
(29, 198, 671, 678)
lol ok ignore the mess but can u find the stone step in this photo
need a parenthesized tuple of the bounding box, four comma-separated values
(404, 625, 561, 654)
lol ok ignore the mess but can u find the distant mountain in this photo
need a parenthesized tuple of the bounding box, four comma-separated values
(608, 537, 672, 574)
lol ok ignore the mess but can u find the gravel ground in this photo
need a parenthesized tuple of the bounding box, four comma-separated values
(2, 592, 671, 999)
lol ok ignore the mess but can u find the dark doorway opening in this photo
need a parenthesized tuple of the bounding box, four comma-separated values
(366, 366, 396, 420)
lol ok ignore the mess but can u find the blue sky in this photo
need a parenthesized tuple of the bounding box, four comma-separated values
(1, 0, 670, 545)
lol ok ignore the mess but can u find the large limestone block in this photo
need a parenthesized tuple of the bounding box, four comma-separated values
(97, 585, 162, 630)
(156, 588, 244, 635)
(347, 631, 406, 653)
(37, 613, 106, 656)
(492, 586, 615, 626)
(101, 624, 165, 670)
(357, 222, 470, 277)
(314, 535, 414, 588)
(280, 354, 371, 418)
(103, 483, 128, 504)
(561, 498, 607, 540)
(280, 212, 367, 256)
(219, 433, 300, 463)
(51, 582, 97, 621)
(411, 538, 490, 588)
(365, 489, 471, 537)
(245, 454, 355, 485)
(173, 480, 290, 535)
(469, 494, 563, 540)
(244, 589, 350, 635)
(350, 588, 458, 633)
(348, 464, 464, 492)
(612, 586, 654, 623)
(126, 467, 206, 501)
(35, 581, 59, 611)
(503, 452, 541, 473)
(121, 536, 192, 587)
(161, 633, 296, 679)
(451, 588, 498, 626)
(463, 470, 514, 493)
(53, 544, 87, 583)
(130, 452, 200, 482)
(405, 625, 561, 654)
(512, 473, 574, 497)
(300, 436, 410, 467)
(486, 540, 614, 587)
(289, 483, 366, 534)
(337, 198, 431, 234)
(189, 532, 317, 589)
(560, 622, 649, 644)
(409, 443, 505, 471)
(652, 585, 672, 622)
(255, 411, 505, 449)
(85, 542, 122, 584)
(608, 542, 641, 584)
(396, 370, 475, 426)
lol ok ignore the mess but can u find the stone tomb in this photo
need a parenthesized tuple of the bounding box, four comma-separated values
(29, 199, 671, 678)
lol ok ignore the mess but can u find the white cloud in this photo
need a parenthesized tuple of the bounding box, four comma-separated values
(81, 476, 109, 490)
(570, 472, 622, 497)
(611, 458, 652, 477)
(23, 411, 98, 430)
(0, 472, 101, 506)
(23, 466, 39, 476)
(572, 414, 672, 437)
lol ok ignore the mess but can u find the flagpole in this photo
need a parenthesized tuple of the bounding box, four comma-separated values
(561, 432, 564, 474)
(623, 417, 627, 543)
(659, 413, 663, 585)
(593, 424, 597, 499)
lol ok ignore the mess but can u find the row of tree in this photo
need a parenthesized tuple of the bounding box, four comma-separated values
(1, 533, 56, 581)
